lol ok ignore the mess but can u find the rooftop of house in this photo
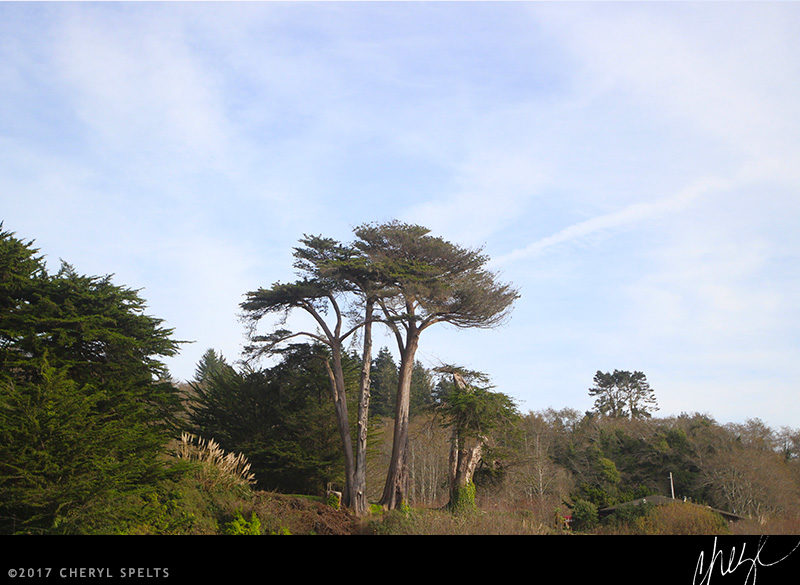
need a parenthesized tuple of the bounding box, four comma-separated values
(598, 495, 748, 522)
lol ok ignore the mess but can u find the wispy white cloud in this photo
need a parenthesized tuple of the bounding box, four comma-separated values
(403, 149, 550, 247)
(53, 9, 236, 168)
(2, 2, 798, 427)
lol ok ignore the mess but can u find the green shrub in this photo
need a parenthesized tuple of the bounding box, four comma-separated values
(571, 499, 599, 531)
(326, 492, 341, 510)
(598, 457, 620, 484)
(602, 501, 655, 531)
(371, 505, 417, 535)
(223, 511, 261, 535)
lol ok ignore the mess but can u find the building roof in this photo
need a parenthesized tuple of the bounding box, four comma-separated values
(598, 495, 748, 522)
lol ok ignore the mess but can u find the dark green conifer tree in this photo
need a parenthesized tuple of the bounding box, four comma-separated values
(0, 225, 183, 534)
(369, 347, 398, 418)
(186, 343, 356, 495)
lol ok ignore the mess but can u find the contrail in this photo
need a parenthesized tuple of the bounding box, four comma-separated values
(493, 175, 734, 267)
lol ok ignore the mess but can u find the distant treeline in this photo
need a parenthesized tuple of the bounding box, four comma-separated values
(3, 222, 798, 535)
(185, 344, 800, 525)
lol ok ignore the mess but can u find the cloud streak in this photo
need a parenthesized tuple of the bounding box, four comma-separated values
(494, 175, 733, 266)
(2, 2, 798, 428)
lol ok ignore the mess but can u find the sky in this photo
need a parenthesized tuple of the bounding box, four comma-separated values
(2, 1, 799, 430)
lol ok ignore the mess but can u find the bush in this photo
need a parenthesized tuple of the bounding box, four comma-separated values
(223, 511, 262, 535)
(326, 491, 342, 510)
(635, 502, 731, 535)
(371, 507, 417, 535)
(174, 433, 256, 493)
(571, 499, 599, 531)
(602, 502, 655, 532)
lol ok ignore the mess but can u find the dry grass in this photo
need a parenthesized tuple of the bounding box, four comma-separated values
(732, 514, 800, 535)
(596, 502, 731, 535)
(368, 506, 552, 535)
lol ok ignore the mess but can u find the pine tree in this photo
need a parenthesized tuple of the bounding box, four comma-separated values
(410, 360, 434, 415)
(192, 348, 235, 386)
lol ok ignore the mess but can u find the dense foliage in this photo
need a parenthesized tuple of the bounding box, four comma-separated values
(0, 225, 183, 533)
(186, 344, 359, 495)
(588, 370, 659, 419)
(4, 223, 798, 535)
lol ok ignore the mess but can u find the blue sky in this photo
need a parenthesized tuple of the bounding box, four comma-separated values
(2, 1, 799, 429)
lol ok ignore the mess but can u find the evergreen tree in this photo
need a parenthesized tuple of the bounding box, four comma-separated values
(240, 235, 380, 513)
(433, 366, 519, 510)
(353, 220, 519, 509)
(369, 351, 432, 418)
(192, 348, 235, 386)
(370, 346, 398, 418)
(410, 360, 434, 415)
(187, 343, 356, 495)
(588, 370, 659, 420)
(0, 225, 183, 534)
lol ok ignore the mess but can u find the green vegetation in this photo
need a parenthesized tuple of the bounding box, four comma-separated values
(588, 370, 659, 419)
(326, 491, 342, 510)
(3, 222, 799, 535)
(450, 481, 478, 514)
(223, 511, 262, 535)
(0, 225, 182, 534)
(571, 499, 599, 531)
(186, 343, 355, 496)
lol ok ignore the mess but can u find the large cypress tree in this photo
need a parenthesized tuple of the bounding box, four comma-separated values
(353, 221, 519, 509)
(588, 370, 659, 420)
(0, 225, 183, 533)
(241, 234, 387, 516)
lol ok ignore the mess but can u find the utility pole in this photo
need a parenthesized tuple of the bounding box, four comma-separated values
(669, 472, 675, 499)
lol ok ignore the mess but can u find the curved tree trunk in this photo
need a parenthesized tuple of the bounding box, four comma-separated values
(380, 333, 419, 509)
(326, 349, 355, 507)
(352, 299, 374, 517)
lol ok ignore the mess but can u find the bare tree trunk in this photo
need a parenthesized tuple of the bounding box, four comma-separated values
(448, 429, 459, 492)
(448, 436, 484, 504)
(352, 299, 374, 517)
(326, 349, 355, 507)
(380, 333, 419, 509)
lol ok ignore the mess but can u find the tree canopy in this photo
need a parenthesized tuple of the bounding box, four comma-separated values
(351, 220, 519, 508)
(186, 344, 355, 495)
(354, 220, 519, 334)
(0, 225, 183, 533)
(588, 370, 659, 420)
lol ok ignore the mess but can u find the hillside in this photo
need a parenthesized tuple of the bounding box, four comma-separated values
(243, 491, 357, 535)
